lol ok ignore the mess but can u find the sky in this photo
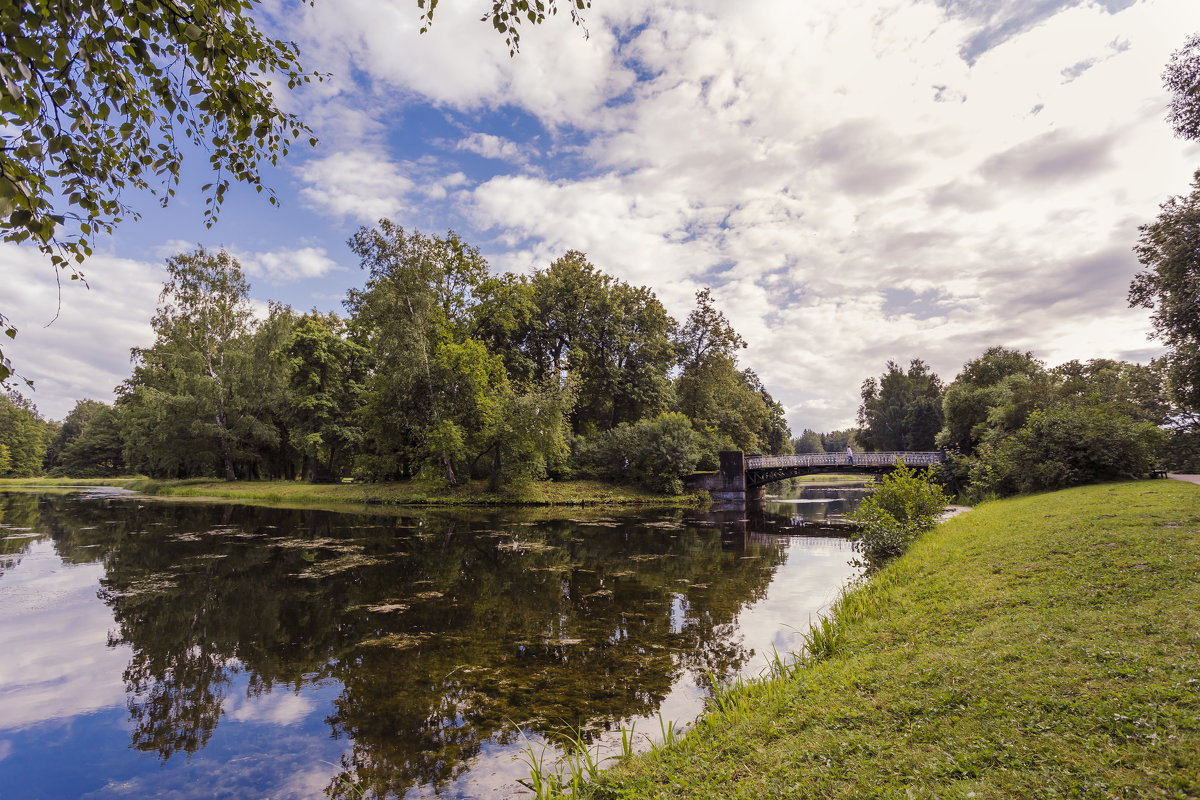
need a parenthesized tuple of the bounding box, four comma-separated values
(5, 0, 1200, 432)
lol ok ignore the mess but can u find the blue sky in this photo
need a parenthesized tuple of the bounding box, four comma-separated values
(5, 0, 1200, 431)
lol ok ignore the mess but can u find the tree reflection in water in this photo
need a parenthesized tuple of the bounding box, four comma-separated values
(14, 493, 794, 799)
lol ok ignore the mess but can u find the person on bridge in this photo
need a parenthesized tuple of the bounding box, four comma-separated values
(846, 445, 854, 466)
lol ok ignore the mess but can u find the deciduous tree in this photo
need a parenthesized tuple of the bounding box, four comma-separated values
(1130, 170, 1200, 415)
(858, 359, 944, 452)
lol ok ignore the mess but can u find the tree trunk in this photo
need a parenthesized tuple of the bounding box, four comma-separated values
(217, 411, 235, 481)
(488, 442, 501, 491)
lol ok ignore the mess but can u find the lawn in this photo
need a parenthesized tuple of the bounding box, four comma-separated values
(575, 479, 1200, 799)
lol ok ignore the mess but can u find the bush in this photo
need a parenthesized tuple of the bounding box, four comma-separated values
(969, 403, 1165, 498)
(849, 461, 950, 564)
(574, 413, 703, 494)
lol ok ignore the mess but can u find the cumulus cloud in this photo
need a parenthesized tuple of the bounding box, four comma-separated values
(233, 247, 348, 283)
(298, 148, 418, 223)
(2, 244, 162, 420)
(456, 132, 531, 163)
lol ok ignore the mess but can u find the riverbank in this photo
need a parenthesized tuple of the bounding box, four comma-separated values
(575, 480, 1200, 798)
(0, 476, 704, 508)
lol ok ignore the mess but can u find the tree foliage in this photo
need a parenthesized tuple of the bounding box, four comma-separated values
(417, 0, 593, 55)
(936, 347, 1045, 455)
(969, 404, 1165, 498)
(0, 0, 323, 384)
(0, 390, 50, 476)
(1164, 33, 1200, 142)
(858, 359, 943, 452)
(848, 461, 950, 565)
(1130, 169, 1200, 415)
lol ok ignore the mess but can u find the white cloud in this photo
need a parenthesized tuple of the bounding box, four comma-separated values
(456, 132, 530, 162)
(2, 244, 162, 420)
(225, 690, 316, 726)
(298, 147, 418, 223)
(455, 0, 1194, 430)
(234, 246, 347, 283)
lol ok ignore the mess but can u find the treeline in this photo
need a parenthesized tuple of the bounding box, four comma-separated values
(0, 222, 791, 492)
(840, 347, 1197, 499)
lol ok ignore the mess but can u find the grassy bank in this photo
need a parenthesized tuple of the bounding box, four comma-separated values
(575, 480, 1200, 798)
(108, 477, 702, 508)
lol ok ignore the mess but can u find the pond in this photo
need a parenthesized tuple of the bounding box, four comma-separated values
(0, 483, 870, 799)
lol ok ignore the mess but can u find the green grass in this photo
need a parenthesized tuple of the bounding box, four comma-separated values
(573, 480, 1200, 799)
(0, 476, 146, 488)
(118, 477, 704, 509)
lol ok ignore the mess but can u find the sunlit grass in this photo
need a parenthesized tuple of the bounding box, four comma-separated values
(576, 479, 1200, 799)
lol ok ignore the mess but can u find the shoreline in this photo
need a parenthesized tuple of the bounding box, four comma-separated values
(558, 479, 1200, 799)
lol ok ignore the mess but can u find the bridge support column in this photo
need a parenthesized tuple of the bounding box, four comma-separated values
(712, 451, 747, 503)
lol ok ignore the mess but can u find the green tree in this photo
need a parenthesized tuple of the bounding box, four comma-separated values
(857, 359, 944, 452)
(44, 398, 108, 471)
(674, 289, 771, 451)
(936, 347, 1045, 455)
(53, 403, 126, 476)
(0, 1, 322, 384)
(971, 403, 1164, 498)
(849, 461, 950, 564)
(1130, 169, 1200, 415)
(1164, 33, 1200, 141)
(516, 251, 675, 435)
(821, 429, 859, 453)
(0, 391, 50, 476)
(793, 429, 824, 454)
(346, 222, 498, 484)
(120, 248, 266, 480)
(275, 313, 366, 482)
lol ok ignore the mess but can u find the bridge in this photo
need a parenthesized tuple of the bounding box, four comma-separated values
(687, 450, 946, 503)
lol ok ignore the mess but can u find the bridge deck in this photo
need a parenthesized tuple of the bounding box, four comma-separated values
(746, 452, 944, 470)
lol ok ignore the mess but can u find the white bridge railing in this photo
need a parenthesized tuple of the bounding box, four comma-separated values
(745, 452, 944, 470)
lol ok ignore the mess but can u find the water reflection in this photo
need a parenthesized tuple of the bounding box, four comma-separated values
(0, 491, 857, 799)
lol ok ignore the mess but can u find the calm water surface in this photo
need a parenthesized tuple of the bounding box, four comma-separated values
(0, 486, 866, 799)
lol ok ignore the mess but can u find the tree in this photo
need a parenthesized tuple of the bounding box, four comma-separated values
(517, 251, 675, 434)
(44, 398, 108, 470)
(971, 404, 1164, 498)
(1164, 33, 1200, 141)
(120, 248, 257, 480)
(274, 313, 366, 481)
(1130, 170, 1200, 415)
(0, 391, 49, 476)
(848, 461, 950, 565)
(857, 359, 944, 452)
(53, 403, 126, 476)
(936, 347, 1045, 455)
(0, 1, 322, 384)
(346, 222, 495, 484)
(674, 289, 773, 451)
(793, 429, 824, 454)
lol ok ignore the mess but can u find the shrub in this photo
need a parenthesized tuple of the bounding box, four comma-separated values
(969, 403, 1165, 498)
(849, 461, 950, 564)
(574, 413, 704, 494)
